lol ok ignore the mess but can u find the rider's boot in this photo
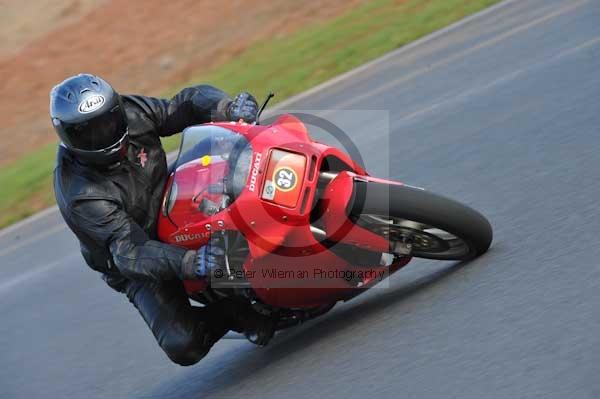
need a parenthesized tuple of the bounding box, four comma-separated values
(240, 312, 277, 346)
(216, 298, 277, 346)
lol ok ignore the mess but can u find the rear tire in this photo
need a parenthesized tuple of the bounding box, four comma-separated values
(349, 181, 492, 261)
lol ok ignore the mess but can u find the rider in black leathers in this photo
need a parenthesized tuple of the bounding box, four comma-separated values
(52, 74, 273, 366)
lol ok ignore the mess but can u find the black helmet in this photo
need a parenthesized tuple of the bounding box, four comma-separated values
(50, 74, 128, 166)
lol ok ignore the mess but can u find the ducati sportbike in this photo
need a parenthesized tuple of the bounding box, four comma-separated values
(157, 96, 493, 342)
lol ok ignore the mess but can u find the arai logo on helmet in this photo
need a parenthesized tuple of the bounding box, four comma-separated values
(78, 94, 105, 114)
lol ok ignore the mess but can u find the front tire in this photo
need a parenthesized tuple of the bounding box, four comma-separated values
(350, 181, 492, 261)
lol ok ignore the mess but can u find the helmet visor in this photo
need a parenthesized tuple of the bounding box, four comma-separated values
(62, 104, 127, 151)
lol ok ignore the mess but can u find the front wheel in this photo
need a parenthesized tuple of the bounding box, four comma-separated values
(350, 181, 492, 261)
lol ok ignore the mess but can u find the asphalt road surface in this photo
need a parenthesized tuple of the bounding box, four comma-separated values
(2, 0, 599, 397)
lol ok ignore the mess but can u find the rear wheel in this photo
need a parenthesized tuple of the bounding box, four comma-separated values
(350, 181, 492, 261)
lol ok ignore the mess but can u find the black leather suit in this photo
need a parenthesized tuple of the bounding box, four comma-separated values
(54, 85, 244, 365)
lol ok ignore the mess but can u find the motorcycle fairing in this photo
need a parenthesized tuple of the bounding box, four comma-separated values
(158, 114, 411, 308)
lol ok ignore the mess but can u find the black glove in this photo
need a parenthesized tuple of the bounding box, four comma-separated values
(227, 92, 258, 123)
(196, 235, 225, 278)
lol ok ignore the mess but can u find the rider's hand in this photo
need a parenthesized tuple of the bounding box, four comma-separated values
(196, 235, 225, 278)
(227, 92, 259, 123)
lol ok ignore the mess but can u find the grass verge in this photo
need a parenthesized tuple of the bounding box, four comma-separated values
(1, 0, 500, 229)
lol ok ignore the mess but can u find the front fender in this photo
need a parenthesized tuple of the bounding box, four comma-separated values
(318, 172, 393, 252)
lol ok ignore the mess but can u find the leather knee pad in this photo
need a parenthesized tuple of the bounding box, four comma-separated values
(159, 332, 212, 366)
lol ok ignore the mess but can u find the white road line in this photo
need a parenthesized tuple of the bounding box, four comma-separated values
(331, 0, 589, 109)
(270, 0, 521, 111)
(0, 223, 67, 258)
(0, 254, 79, 295)
(0, 205, 59, 239)
(393, 35, 600, 125)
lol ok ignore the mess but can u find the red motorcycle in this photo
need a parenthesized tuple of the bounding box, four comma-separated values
(157, 97, 492, 339)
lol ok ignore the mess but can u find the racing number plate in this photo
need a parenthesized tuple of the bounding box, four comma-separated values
(261, 149, 306, 208)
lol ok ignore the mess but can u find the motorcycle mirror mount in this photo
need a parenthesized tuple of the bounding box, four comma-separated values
(255, 92, 275, 125)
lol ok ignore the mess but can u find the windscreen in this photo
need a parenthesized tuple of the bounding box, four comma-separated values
(164, 125, 252, 219)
